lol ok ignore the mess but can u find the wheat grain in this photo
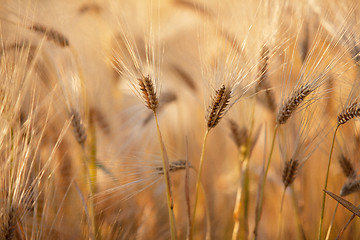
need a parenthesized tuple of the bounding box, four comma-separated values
(256, 46, 276, 112)
(70, 109, 87, 145)
(206, 85, 231, 129)
(228, 119, 248, 149)
(277, 83, 313, 125)
(282, 159, 299, 189)
(29, 24, 69, 47)
(338, 154, 356, 179)
(1, 207, 16, 240)
(138, 75, 158, 112)
(156, 160, 190, 175)
(338, 102, 360, 125)
(340, 179, 360, 197)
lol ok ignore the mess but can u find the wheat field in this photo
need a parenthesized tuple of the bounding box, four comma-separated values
(1, 0, 360, 239)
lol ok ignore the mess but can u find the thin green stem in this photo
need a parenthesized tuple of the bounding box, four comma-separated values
(318, 124, 340, 240)
(191, 129, 210, 239)
(80, 146, 96, 240)
(154, 111, 177, 240)
(253, 124, 279, 239)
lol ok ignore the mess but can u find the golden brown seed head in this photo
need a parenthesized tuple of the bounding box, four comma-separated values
(256, 46, 276, 112)
(29, 24, 69, 48)
(340, 179, 360, 197)
(228, 119, 248, 149)
(70, 109, 87, 145)
(277, 84, 312, 125)
(338, 102, 360, 125)
(138, 75, 158, 111)
(338, 154, 356, 179)
(156, 160, 189, 174)
(207, 85, 231, 129)
(282, 159, 299, 189)
(1, 206, 16, 240)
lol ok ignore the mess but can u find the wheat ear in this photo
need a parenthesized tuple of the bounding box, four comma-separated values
(277, 84, 313, 125)
(206, 85, 231, 129)
(137, 74, 177, 239)
(191, 85, 232, 238)
(338, 102, 360, 125)
(29, 24, 69, 47)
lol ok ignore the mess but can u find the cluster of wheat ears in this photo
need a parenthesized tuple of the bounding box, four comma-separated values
(2, 0, 360, 239)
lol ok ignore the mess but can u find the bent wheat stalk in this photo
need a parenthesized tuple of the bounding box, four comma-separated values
(318, 124, 340, 240)
(191, 85, 231, 238)
(138, 75, 177, 240)
(253, 124, 278, 239)
(231, 99, 254, 240)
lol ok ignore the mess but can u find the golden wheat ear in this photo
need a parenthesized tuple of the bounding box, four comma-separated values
(156, 160, 190, 175)
(69, 109, 87, 146)
(256, 46, 276, 112)
(277, 83, 313, 125)
(206, 85, 231, 129)
(338, 154, 356, 179)
(340, 179, 360, 197)
(28, 24, 69, 48)
(282, 158, 299, 189)
(138, 75, 159, 112)
(1, 206, 17, 240)
(338, 102, 360, 125)
(228, 119, 248, 149)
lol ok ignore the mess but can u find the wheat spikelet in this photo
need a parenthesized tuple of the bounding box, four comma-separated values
(29, 24, 69, 47)
(90, 108, 110, 135)
(228, 119, 248, 149)
(277, 84, 313, 125)
(0, 207, 16, 240)
(338, 154, 356, 179)
(206, 85, 231, 129)
(256, 46, 276, 112)
(340, 179, 360, 197)
(138, 75, 158, 112)
(78, 4, 101, 15)
(338, 102, 360, 125)
(70, 109, 87, 145)
(282, 159, 299, 189)
(156, 160, 190, 175)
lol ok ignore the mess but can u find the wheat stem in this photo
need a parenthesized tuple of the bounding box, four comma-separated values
(154, 111, 177, 240)
(318, 124, 340, 240)
(191, 129, 210, 239)
(336, 211, 357, 240)
(232, 98, 256, 240)
(325, 203, 339, 240)
(88, 117, 99, 239)
(290, 185, 306, 240)
(253, 124, 279, 239)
